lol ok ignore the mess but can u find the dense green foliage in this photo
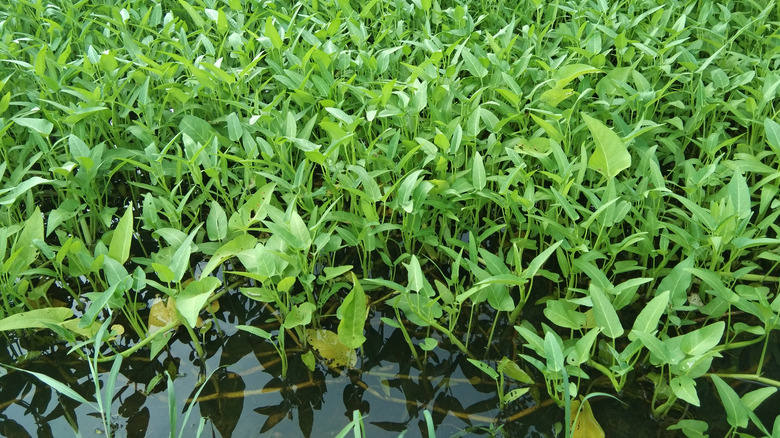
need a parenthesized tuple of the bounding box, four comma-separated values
(1, 0, 779, 436)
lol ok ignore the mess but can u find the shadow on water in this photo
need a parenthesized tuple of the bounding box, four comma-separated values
(0, 283, 778, 438)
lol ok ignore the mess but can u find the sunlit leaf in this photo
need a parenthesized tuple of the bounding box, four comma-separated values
(583, 113, 631, 179)
(589, 285, 624, 338)
(337, 273, 368, 348)
(177, 277, 221, 328)
(108, 205, 133, 264)
(306, 329, 357, 368)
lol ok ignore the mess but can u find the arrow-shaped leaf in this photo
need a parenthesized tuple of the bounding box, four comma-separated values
(583, 113, 631, 179)
(338, 273, 368, 348)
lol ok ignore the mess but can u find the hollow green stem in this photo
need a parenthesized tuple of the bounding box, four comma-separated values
(706, 373, 780, 388)
(586, 360, 621, 392)
(96, 320, 179, 362)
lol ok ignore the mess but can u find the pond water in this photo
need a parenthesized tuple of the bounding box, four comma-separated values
(1, 287, 777, 438)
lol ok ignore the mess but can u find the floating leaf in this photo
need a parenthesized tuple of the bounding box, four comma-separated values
(306, 328, 357, 368)
(148, 296, 178, 334)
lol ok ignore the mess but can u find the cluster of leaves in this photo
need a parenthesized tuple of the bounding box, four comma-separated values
(1, 0, 780, 436)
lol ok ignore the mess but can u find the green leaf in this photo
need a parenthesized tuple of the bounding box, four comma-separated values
(667, 420, 709, 437)
(589, 285, 624, 338)
(583, 113, 631, 179)
(410, 81, 428, 113)
(671, 376, 700, 406)
(544, 299, 587, 329)
(288, 210, 311, 250)
(2, 365, 97, 410)
(169, 225, 201, 283)
(687, 268, 738, 303)
(404, 255, 424, 293)
(567, 328, 600, 366)
(472, 151, 486, 191)
(179, 115, 215, 146)
(0, 177, 53, 205)
(103, 256, 130, 287)
(657, 257, 693, 308)
(152, 263, 175, 283)
(543, 331, 564, 373)
(629, 290, 669, 341)
(178, 0, 205, 27)
(499, 357, 534, 384)
(462, 49, 488, 78)
(226, 112, 242, 142)
(728, 170, 751, 220)
(711, 375, 749, 429)
(177, 277, 221, 328)
(13, 117, 53, 135)
(201, 234, 257, 277)
(419, 337, 438, 351)
(109, 206, 133, 264)
(741, 387, 777, 411)
(63, 107, 110, 124)
(632, 330, 673, 365)
(338, 273, 368, 348)
(79, 283, 120, 328)
(520, 241, 562, 281)
(265, 16, 283, 49)
(235, 324, 272, 340)
(680, 322, 724, 357)
(0, 308, 73, 331)
(552, 63, 601, 88)
(468, 358, 498, 381)
(323, 265, 353, 280)
(284, 302, 316, 329)
(764, 117, 780, 154)
(206, 201, 227, 241)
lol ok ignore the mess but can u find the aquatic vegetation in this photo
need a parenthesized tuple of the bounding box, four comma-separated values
(0, 0, 779, 436)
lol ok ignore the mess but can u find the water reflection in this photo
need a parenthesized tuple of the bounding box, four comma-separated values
(0, 291, 510, 438)
(2, 289, 774, 437)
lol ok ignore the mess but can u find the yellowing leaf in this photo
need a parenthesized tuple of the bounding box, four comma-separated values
(306, 328, 357, 368)
(571, 398, 605, 438)
(148, 296, 178, 334)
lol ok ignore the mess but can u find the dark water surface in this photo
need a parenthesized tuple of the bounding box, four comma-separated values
(1, 288, 777, 438)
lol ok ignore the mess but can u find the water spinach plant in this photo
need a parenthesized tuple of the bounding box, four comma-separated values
(1, 0, 780, 436)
